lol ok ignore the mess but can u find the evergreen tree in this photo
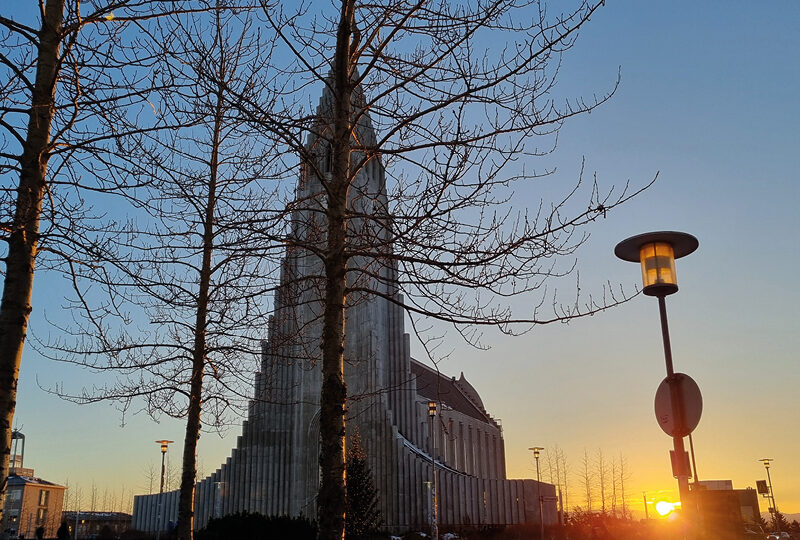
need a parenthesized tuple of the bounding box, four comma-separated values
(771, 510, 790, 533)
(752, 512, 769, 529)
(345, 434, 383, 539)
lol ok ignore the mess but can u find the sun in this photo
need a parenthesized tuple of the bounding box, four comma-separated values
(655, 500, 676, 516)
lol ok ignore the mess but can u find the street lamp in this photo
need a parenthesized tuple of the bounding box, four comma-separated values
(615, 232, 699, 515)
(428, 401, 438, 540)
(155, 439, 173, 540)
(529, 446, 544, 540)
(760, 458, 781, 535)
(156, 440, 174, 494)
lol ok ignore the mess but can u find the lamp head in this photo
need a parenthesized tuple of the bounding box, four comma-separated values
(528, 446, 544, 458)
(615, 231, 698, 297)
(428, 401, 437, 417)
(156, 439, 174, 454)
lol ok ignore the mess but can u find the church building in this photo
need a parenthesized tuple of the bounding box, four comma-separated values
(132, 84, 556, 534)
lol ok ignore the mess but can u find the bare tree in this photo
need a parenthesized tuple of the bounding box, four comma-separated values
(596, 448, 608, 514)
(72, 484, 83, 513)
(580, 448, 594, 512)
(117, 485, 126, 513)
(618, 452, 631, 518)
(0, 0, 220, 519)
(62, 478, 71, 513)
(235, 1, 649, 538)
(107, 490, 117, 514)
(610, 454, 618, 515)
(545, 446, 570, 523)
(40, 6, 285, 540)
(0, 1, 74, 517)
(553, 445, 569, 522)
(143, 463, 158, 495)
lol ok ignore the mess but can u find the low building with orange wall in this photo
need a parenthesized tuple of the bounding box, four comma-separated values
(2, 467, 66, 539)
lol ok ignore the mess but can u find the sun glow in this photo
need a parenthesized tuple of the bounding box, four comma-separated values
(655, 500, 676, 516)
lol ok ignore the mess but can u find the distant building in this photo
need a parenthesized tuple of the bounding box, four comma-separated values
(698, 480, 734, 491)
(62, 511, 132, 539)
(2, 470, 65, 538)
(694, 480, 761, 538)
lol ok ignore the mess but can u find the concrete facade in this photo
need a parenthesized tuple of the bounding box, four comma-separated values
(133, 85, 554, 533)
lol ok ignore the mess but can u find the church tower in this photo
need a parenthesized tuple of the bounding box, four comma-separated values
(132, 82, 554, 533)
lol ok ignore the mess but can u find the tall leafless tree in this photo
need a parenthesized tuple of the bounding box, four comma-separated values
(596, 448, 608, 514)
(610, 453, 618, 515)
(618, 451, 631, 518)
(39, 6, 284, 539)
(581, 448, 594, 512)
(0, 0, 221, 520)
(232, 1, 651, 538)
(545, 445, 569, 522)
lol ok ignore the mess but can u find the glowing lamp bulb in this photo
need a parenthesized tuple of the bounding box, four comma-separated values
(639, 242, 677, 296)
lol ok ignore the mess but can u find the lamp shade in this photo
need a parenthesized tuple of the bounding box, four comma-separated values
(615, 231, 698, 297)
(156, 439, 174, 453)
(639, 241, 678, 296)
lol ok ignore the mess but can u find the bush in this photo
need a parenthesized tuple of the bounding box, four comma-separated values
(196, 512, 316, 540)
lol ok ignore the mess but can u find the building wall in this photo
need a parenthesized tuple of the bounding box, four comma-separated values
(737, 488, 761, 523)
(62, 512, 132, 539)
(2, 480, 65, 539)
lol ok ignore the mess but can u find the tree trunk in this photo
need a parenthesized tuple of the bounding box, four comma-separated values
(0, 0, 64, 522)
(176, 77, 224, 540)
(317, 2, 354, 539)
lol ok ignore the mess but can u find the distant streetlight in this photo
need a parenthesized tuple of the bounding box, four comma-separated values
(615, 231, 699, 518)
(155, 439, 173, 540)
(529, 446, 544, 539)
(760, 458, 781, 534)
(156, 440, 174, 494)
(428, 401, 438, 540)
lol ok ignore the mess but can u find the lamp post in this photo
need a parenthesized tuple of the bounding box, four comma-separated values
(529, 446, 544, 540)
(615, 231, 699, 524)
(428, 401, 438, 540)
(156, 440, 174, 494)
(760, 458, 780, 534)
(155, 439, 173, 540)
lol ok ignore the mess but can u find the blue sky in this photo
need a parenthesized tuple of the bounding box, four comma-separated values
(7, 0, 799, 517)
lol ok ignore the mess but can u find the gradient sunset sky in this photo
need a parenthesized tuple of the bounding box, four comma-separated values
(9, 1, 799, 518)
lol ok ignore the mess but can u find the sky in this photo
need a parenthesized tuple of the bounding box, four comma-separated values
(7, 0, 800, 520)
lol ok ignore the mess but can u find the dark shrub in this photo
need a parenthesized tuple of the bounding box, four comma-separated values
(196, 512, 316, 540)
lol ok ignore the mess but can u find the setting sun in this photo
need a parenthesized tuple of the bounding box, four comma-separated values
(655, 501, 677, 517)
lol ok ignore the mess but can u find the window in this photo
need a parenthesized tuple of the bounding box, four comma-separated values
(38, 489, 50, 506)
(36, 508, 47, 524)
(323, 142, 332, 173)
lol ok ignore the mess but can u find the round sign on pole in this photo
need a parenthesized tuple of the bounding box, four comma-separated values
(654, 373, 702, 437)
